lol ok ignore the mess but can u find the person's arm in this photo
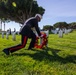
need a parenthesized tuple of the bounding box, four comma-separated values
(34, 20, 41, 36)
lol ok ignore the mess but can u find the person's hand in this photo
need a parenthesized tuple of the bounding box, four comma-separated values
(40, 34, 43, 38)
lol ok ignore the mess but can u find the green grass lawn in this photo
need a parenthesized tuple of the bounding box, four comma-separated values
(0, 31, 76, 75)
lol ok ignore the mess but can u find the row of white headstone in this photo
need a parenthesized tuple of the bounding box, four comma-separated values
(51, 29, 72, 38)
(0, 32, 17, 41)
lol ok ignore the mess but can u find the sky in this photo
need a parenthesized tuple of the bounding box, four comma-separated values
(1, 0, 76, 31)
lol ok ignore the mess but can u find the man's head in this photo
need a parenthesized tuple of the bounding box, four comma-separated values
(35, 14, 42, 22)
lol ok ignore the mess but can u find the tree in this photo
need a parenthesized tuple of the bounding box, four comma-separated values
(53, 22, 68, 29)
(68, 22, 76, 29)
(0, 0, 45, 24)
(43, 25, 53, 31)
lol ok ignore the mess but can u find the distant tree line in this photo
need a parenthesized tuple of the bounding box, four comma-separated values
(43, 22, 76, 31)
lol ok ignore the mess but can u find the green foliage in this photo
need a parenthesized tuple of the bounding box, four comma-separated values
(0, 0, 45, 24)
(43, 25, 52, 30)
(0, 31, 76, 75)
(68, 22, 76, 29)
(53, 22, 68, 29)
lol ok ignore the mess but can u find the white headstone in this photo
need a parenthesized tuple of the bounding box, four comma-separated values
(12, 32, 16, 41)
(6, 32, 9, 39)
(55, 30, 58, 34)
(64, 29, 68, 34)
(2, 32, 4, 38)
(59, 29, 63, 38)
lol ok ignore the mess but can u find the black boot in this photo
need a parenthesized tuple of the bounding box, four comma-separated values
(3, 49, 10, 55)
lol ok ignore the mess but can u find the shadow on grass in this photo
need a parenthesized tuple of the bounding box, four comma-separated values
(13, 47, 76, 64)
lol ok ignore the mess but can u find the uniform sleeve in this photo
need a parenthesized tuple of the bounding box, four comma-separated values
(34, 20, 41, 36)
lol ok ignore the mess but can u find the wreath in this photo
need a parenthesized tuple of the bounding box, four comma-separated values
(34, 32, 48, 49)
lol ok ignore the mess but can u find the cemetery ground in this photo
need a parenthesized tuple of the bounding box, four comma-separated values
(0, 30, 76, 75)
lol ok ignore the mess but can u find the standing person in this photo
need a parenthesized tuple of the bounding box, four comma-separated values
(3, 14, 42, 55)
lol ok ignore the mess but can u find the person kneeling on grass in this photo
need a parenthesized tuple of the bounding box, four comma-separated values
(3, 14, 43, 55)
